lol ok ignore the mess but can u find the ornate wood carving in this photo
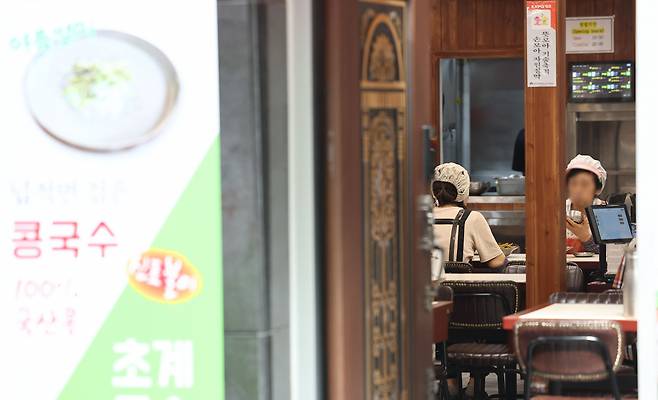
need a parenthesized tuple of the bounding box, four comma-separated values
(360, 1, 407, 399)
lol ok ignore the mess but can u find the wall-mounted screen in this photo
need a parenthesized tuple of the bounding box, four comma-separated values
(570, 61, 634, 102)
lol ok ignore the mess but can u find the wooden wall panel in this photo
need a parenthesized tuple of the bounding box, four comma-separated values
(430, 0, 634, 59)
(524, 0, 568, 306)
(431, 0, 524, 56)
(476, 0, 495, 48)
(566, 0, 635, 62)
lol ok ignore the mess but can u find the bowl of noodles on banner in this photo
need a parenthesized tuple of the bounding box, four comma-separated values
(127, 249, 202, 304)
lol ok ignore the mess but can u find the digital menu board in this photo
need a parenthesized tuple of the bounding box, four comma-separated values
(0, 1, 224, 399)
(570, 62, 634, 102)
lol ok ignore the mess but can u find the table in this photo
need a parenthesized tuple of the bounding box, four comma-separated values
(433, 301, 453, 343)
(442, 273, 526, 283)
(472, 253, 601, 271)
(503, 303, 637, 332)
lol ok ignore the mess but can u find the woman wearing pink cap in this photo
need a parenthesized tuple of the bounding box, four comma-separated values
(565, 154, 608, 253)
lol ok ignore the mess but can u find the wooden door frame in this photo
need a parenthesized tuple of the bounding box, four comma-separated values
(408, 0, 436, 398)
(322, 0, 435, 399)
(322, 0, 365, 399)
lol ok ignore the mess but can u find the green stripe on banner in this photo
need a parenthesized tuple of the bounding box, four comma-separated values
(59, 137, 224, 400)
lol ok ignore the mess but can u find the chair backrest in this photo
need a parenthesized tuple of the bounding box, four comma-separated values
(549, 291, 623, 305)
(605, 288, 623, 296)
(443, 261, 473, 273)
(514, 319, 624, 382)
(441, 280, 519, 329)
(565, 263, 584, 292)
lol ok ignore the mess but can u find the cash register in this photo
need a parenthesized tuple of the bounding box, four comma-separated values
(585, 204, 635, 277)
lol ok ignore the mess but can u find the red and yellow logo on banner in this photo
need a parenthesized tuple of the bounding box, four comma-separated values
(127, 249, 202, 304)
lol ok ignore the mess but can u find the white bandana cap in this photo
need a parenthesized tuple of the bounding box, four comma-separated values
(431, 162, 470, 203)
(566, 154, 607, 194)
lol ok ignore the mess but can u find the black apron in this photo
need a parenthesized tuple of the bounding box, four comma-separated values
(434, 208, 471, 262)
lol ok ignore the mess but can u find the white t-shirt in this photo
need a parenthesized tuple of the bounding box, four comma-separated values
(432, 206, 503, 263)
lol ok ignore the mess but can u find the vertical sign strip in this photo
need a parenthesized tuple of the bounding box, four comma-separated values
(0, 1, 223, 398)
(527, 0, 558, 87)
(59, 138, 224, 399)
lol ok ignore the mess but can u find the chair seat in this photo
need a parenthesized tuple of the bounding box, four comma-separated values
(447, 343, 516, 367)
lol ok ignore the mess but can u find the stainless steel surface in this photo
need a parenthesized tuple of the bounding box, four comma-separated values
(469, 181, 490, 196)
(567, 102, 635, 114)
(479, 211, 525, 226)
(440, 59, 464, 165)
(496, 176, 525, 196)
(467, 195, 525, 204)
(439, 58, 524, 182)
(566, 102, 636, 197)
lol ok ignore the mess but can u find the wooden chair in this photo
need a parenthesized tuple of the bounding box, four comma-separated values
(441, 280, 521, 399)
(514, 320, 624, 399)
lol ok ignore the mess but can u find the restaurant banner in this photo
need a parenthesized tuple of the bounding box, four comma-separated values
(0, 1, 224, 399)
(566, 16, 615, 54)
(526, 0, 558, 87)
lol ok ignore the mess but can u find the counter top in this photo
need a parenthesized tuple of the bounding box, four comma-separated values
(503, 303, 637, 332)
(471, 253, 601, 271)
(442, 273, 526, 283)
(467, 195, 525, 204)
(474, 253, 600, 264)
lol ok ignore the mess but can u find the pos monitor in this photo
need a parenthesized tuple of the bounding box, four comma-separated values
(585, 204, 634, 277)
(585, 204, 634, 245)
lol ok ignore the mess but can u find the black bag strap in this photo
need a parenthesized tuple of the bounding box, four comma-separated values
(448, 209, 464, 262)
(433, 209, 471, 262)
(456, 209, 471, 262)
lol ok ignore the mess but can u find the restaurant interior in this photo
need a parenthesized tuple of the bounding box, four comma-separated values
(320, 0, 653, 399)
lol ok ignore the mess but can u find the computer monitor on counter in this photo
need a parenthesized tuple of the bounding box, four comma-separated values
(586, 204, 634, 245)
(586, 204, 634, 277)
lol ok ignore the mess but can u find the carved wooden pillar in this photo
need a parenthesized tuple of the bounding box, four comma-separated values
(360, 1, 409, 399)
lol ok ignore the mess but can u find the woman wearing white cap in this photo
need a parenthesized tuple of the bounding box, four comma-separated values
(565, 154, 608, 253)
(431, 162, 507, 268)
(431, 163, 507, 399)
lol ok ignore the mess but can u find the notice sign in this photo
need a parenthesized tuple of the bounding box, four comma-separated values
(0, 0, 224, 399)
(527, 1, 558, 87)
(566, 16, 615, 54)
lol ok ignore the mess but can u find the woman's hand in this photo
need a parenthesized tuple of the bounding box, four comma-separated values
(566, 216, 592, 242)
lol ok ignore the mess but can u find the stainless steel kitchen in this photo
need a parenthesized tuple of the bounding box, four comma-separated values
(438, 57, 635, 256)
